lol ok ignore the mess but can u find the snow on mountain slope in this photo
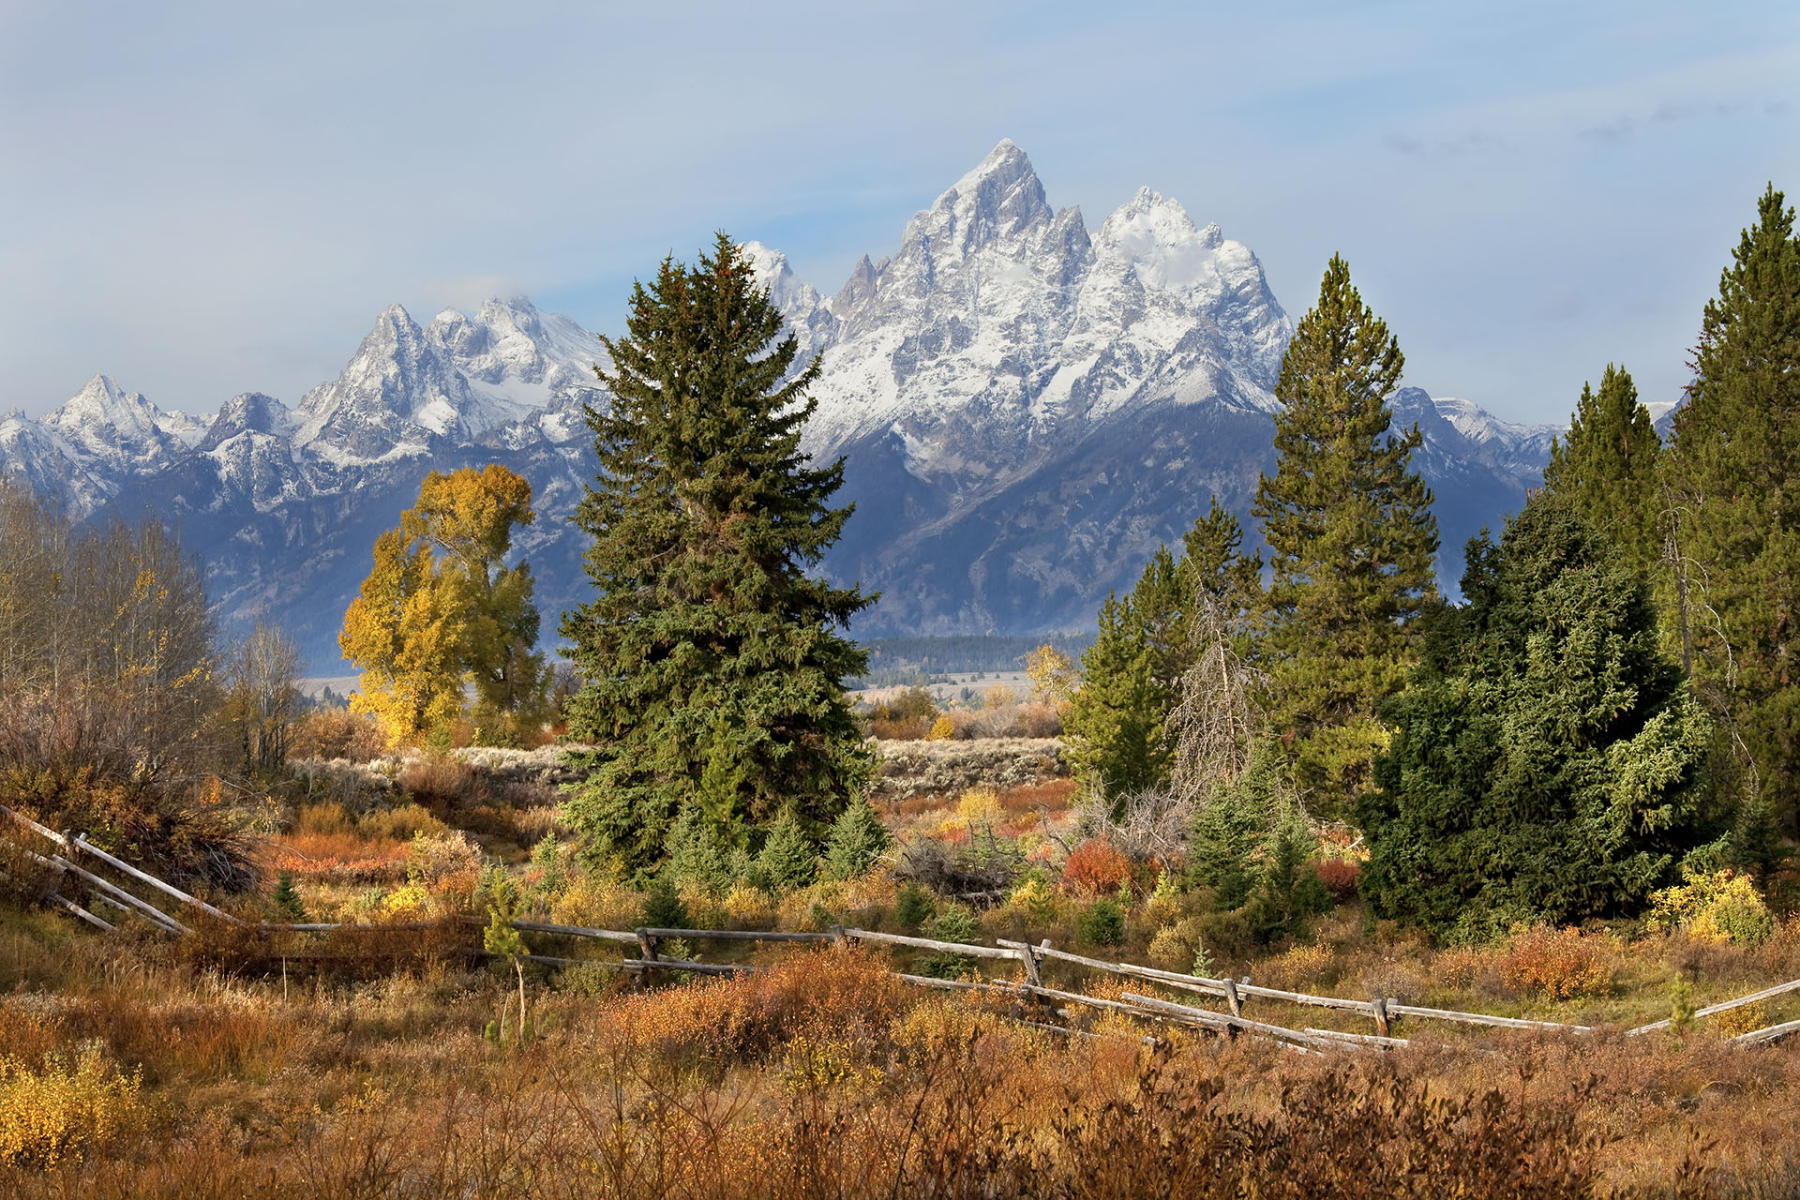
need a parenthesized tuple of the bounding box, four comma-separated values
(790, 141, 1291, 502)
(7, 141, 1564, 668)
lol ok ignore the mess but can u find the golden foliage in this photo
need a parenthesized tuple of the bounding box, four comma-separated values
(0, 1047, 144, 1168)
(340, 465, 550, 749)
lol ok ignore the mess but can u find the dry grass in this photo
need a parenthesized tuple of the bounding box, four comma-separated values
(1, 913, 1799, 1196)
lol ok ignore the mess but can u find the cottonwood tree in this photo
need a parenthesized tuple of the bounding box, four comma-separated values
(340, 463, 550, 747)
(1253, 255, 1438, 814)
(560, 235, 873, 873)
(220, 617, 301, 777)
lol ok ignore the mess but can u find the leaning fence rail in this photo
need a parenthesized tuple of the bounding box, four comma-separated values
(8, 814, 1799, 1051)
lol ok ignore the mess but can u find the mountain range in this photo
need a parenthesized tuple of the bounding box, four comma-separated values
(0, 141, 1561, 673)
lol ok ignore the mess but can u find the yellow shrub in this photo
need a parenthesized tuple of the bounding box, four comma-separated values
(1714, 1001, 1770, 1038)
(551, 877, 644, 932)
(1652, 869, 1776, 946)
(1265, 942, 1335, 990)
(721, 884, 779, 928)
(1005, 875, 1065, 925)
(926, 716, 956, 741)
(382, 882, 430, 917)
(0, 1047, 145, 1168)
(1145, 916, 1211, 975)
(957, 788, 1002, 826)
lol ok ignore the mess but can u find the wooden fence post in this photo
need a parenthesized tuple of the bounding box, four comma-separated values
(636, 927, 659, 982)
(1370, 996, 1390, 1038)
(1222, 978, 1243, 1019)
(1017, 941, 1043, 989)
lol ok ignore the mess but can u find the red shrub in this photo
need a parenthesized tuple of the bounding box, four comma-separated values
(1061, 838, 1133, 897)
(1315, 858, 1361, 900)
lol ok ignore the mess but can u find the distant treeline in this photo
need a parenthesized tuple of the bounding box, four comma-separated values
(850, 634, 1095, 687)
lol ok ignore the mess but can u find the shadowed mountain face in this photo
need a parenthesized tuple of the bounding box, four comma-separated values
(2, 144, 1559, 672)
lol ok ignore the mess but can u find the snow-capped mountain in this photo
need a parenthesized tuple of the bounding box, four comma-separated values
(1, 374, 208, 515)
(0, 142, 1561, 671)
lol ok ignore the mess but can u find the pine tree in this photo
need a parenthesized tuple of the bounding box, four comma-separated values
(1542, 364, 1661, 579)
(561, 235, 874, 872)
(1661, 185, 1800, 831)
(662, 800, 737, 897)
(1129, 545, 1190, 694)
(1180, 497, 1265, 639)
(821, 797, 892, 881)
(1252, 255, 1439, 812)
(1064, 593, 1170, 800)
(1360, 498, 1716, 937)
(755, 806, 818, 892)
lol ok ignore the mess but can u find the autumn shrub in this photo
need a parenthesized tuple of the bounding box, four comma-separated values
(1061, 838, 1133, 897)
(549, 874, 645, 931)
(1500, 925, 1614, 1001)
(1263, 941, 1335, 990)
(396, 756, 484, 808)
(289, 708, 385, 762)
(1648, 867, 1776, 946)
(597, 945, 906, 1065)
(1433, 943, 1505, 994)
(1146, 918, 1211, 974)
(0, 1047, 145, 1168)
(4, 768, 257, 894)
(1019, 702, 1062, 738)
(357, 802, 448, 842)
(926, 716, 956, 741)
(1314, 857, 1360, 900)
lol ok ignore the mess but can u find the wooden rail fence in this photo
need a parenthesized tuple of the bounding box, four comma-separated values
(5, 805, 1798, 1052)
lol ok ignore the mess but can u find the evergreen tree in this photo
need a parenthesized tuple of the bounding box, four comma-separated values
(1186, 739, 1286, 909)
(821, 797, 892, 881)
(1064, 593, 1170, 800)
(1253, 255, 1439, 812)
(755, 806, 818, 892)
(1661, 186, 1800, 830)
(1180, 497, 1265, 640)
(1360, 497, 1716, 938)
(1542, 364, 1661, 579)
(662, 800, 736, 896)
(1129, 545, 1190, 694)
(561, 235, 874, 871)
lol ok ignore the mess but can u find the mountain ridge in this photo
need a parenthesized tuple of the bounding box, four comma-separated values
(1, 142, 1560, 671)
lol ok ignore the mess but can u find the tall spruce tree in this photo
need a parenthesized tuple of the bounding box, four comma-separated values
(1360, 497, 1715, 937)
(560, 235, 874, 872)
(1661, 186, 1800, 831)
(1064, 592, 1169, 800)
(1542, 365, 1661, 580)
(1252, 256, 1438, 812)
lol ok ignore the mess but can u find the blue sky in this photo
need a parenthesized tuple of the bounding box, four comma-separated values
(3, 1, 1796, 423)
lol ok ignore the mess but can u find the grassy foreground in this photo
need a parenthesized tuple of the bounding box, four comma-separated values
(1, 914, 1799, 1198)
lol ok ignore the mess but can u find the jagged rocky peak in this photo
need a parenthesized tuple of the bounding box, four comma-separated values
(43, 373, 196, 470)
(742, 241, 836, 367)
(923, 139, 1055, 258)
(201, 393, 293, 451)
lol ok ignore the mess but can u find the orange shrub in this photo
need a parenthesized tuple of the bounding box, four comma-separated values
(1314, 858, 1360, 900)
(1061, 838, 1133, 897)
(596, 945, 907, 1063)
(1499, 925, 1614, 1001)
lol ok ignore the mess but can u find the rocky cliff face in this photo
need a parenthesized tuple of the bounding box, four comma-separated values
(1, 143, 1559, 671)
